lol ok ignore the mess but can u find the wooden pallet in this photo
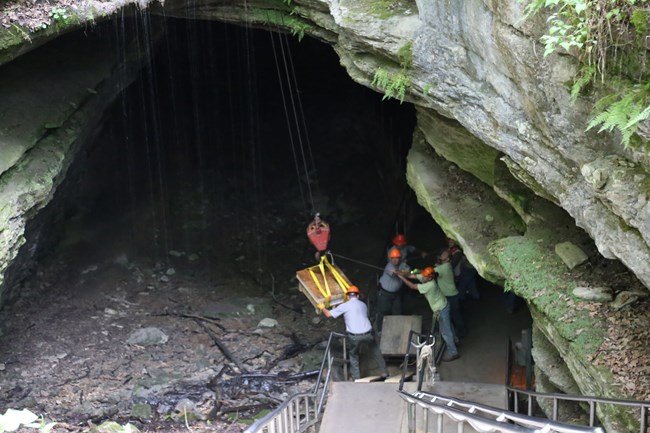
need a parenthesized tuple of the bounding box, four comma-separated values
(296, 263, 352, 310)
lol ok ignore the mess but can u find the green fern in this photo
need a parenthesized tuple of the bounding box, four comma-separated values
(521, 0, 650, 149)
(570, 64, 596, 101)
(372, 68, 411, 103)
(587, 83, 650, 148)
(397, 42, 413, 69)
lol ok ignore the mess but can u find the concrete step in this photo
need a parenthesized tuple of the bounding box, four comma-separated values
(318, 381, 505, 433)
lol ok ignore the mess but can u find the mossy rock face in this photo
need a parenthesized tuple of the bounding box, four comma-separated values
(352, 0, 417, 20)
(500, 155, 558, 205)
(406, 129, 524, 284)
(416, 107, 500, 187)
(532, 323, 581, 394)
(490, 235, 603, 357)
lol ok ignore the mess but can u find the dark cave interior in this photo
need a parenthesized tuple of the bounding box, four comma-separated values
(60, 16, 431, 281)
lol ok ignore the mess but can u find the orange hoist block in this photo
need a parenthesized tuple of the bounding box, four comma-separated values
(306, 222, 330, 252)
(296, 255, 352, 310)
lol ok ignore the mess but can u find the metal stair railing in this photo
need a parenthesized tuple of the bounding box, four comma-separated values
(505, 333, 650, 432)
(398, 330, 446, 392)
(398, 332, 604, 433)
(507, 386, 650, 433)
(398, 390, 605, 433)
(243, 331, 347, 433)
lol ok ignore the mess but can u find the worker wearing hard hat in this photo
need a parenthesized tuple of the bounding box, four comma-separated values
(319, 286, 389, 381)
(387, 233, 427, 262)
(397, 267, 460, 362)
(437, 249, 467, 339)
(376, 247, 411, 333)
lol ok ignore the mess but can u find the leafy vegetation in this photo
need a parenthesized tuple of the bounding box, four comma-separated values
(372, 68, 411, 102)
(255, 3, 311, 41)
(521, 0, 650, 148)
(372, 41, 413, 103)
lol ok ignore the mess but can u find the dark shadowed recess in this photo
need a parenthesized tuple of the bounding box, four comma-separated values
(62, 16, 423, 271)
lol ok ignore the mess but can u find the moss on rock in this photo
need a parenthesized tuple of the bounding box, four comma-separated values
(406, 129, 524, 284)
(490, 235, 604, 358)
(416, 107, 500, 187)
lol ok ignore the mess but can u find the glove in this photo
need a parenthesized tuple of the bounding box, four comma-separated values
(317, 303, 325, 311)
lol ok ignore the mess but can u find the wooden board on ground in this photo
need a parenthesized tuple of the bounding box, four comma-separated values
(385, 372, 413, 383)
(379, 315, 422, 356)
(296, 263, 352, 310)
(354, 376, 386, 383)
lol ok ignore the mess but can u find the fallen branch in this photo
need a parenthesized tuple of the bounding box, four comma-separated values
(236, 370, 319, 382)
(151, 311, 225, 331)
(195, 320, 249, 373)
(219, 402, 275, 414)
(263, 334, 322, 373)
(270, 273, 303, 314)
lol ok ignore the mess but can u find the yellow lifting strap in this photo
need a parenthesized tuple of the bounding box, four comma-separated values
(324, 259, 350, 293)
(307, 256, 332, 306)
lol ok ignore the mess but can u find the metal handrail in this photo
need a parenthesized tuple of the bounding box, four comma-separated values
(507, 386, 650, 433)
(400, 390, 604, 433)
(398, 332, 604, 433)
(243, 332, 347, 433)
(398, 330, 445, 392)
(505, 333, 650, 432)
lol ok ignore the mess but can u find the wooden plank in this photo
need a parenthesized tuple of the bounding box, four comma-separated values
(296, 263, 352, 309)
(385, 372, 413, 383)
(379, 315, 423, 356)
(354, 376, 385, 383)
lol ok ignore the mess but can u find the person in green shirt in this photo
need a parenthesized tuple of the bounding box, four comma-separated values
(397, 267, 459, 361)
(436, 249, 467, 339)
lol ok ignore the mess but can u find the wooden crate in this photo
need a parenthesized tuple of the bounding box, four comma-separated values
(296, 263, 352, 310)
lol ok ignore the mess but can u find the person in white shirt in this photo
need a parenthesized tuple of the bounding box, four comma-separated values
(320, 286, 389, 380)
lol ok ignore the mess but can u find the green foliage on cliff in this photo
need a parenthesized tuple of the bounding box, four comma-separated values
(372, 68, 410, 102)
(372, 41, 413, 103)
(490, 235, 605, 359)
(522, 0, 650, 149)
(253, 8, 312, 41)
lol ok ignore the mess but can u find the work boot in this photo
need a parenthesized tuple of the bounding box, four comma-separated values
(442, 353, 460, 362)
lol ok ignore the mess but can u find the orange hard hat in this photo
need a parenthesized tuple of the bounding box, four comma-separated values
(389, 248, 402, 259)
(392, 234, 407, 246)
(347, 285, 360, 294)
(421, 267, 435, 277)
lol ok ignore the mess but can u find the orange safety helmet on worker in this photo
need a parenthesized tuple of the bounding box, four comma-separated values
(421, 266, 436, 278)
(347, 285, 360, 294)
(388, 248, 401, 259)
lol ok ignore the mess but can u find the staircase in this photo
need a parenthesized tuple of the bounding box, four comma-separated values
(244, 331, 649, 433)
(319, 381, 506, 433)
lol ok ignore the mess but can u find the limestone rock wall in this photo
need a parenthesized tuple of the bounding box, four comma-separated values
(0, 19, 153, 305)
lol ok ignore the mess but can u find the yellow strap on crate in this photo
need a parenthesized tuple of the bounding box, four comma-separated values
(325, 260, 350, 292)
(318, 256, 332, 300)
(307, 256, 332, 306)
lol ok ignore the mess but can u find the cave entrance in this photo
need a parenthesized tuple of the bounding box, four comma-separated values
(0, 14, 531, 426)
(64, 14, 531, 383)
